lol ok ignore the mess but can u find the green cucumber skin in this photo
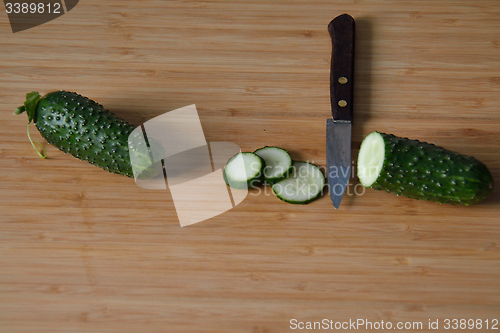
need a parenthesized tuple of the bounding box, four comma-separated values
(34, 91, 138, 177)
(276, 196, 320, 205)
(370, 132, 494, 205)
(273, 187, 322, 205)
(265, 170, 291, 186)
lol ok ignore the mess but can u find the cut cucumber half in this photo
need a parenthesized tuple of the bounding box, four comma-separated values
(253, 146, 293, 184)
(272, 161, 325, 204)
(357, 132, 385, 187)
(223, 152, 265, 189)
(357, 131, 494, 205)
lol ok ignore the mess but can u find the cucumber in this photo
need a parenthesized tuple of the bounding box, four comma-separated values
(223, 152, 265, 189)
(357, 131, 494, 205)
(272, 161, 325, 204)
(253, 146, 293, 184)
(15, 91, 160, 178)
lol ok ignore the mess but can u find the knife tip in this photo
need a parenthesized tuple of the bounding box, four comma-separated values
(331, 198, 341, 209)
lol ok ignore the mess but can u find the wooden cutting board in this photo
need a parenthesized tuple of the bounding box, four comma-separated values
(1, 0, 499, 332)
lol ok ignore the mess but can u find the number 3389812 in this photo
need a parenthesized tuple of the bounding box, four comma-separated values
(5, 3, 62, 14)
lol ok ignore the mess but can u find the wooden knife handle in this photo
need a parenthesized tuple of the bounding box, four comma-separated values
(328, 14, 355, 122)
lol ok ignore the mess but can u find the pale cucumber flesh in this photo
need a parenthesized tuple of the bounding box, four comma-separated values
(253, 146, 293, 184)
(224, 152, 264, 189)
(357, 131, 385, 187)
(272, 161, 325, 204)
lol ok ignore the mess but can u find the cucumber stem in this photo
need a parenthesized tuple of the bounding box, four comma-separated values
(26, 123, 47, 159)
(15, 92, 46, 159)
(14, 106, 26, 115)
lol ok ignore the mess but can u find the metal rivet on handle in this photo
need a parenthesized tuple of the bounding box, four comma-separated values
(338, 77, 348, 84)
(338, 100, 347, 107)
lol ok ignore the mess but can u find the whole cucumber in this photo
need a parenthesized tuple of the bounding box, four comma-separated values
(15, 91, 158, 178)
(357, 131, 494, 205)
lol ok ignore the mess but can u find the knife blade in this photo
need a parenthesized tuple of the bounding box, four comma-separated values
(326, 13, 355, 209)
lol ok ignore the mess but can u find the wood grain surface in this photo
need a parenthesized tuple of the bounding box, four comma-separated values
(1, 0, 499, 332)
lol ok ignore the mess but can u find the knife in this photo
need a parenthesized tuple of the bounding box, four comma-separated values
(326, 14, 355, 209)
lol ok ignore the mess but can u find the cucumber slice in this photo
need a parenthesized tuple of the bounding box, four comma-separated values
(357, 131, 494, 205)
(223, 152, 265, 189)
(253, 146, 293, 184)
(272, 161, 325, 204)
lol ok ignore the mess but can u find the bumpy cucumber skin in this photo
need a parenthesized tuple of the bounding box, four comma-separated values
(34, 91, 139, 177)
(369, 132, 494, 206)
(253, 146, 293, 185)
(223, 152, 266, 190)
